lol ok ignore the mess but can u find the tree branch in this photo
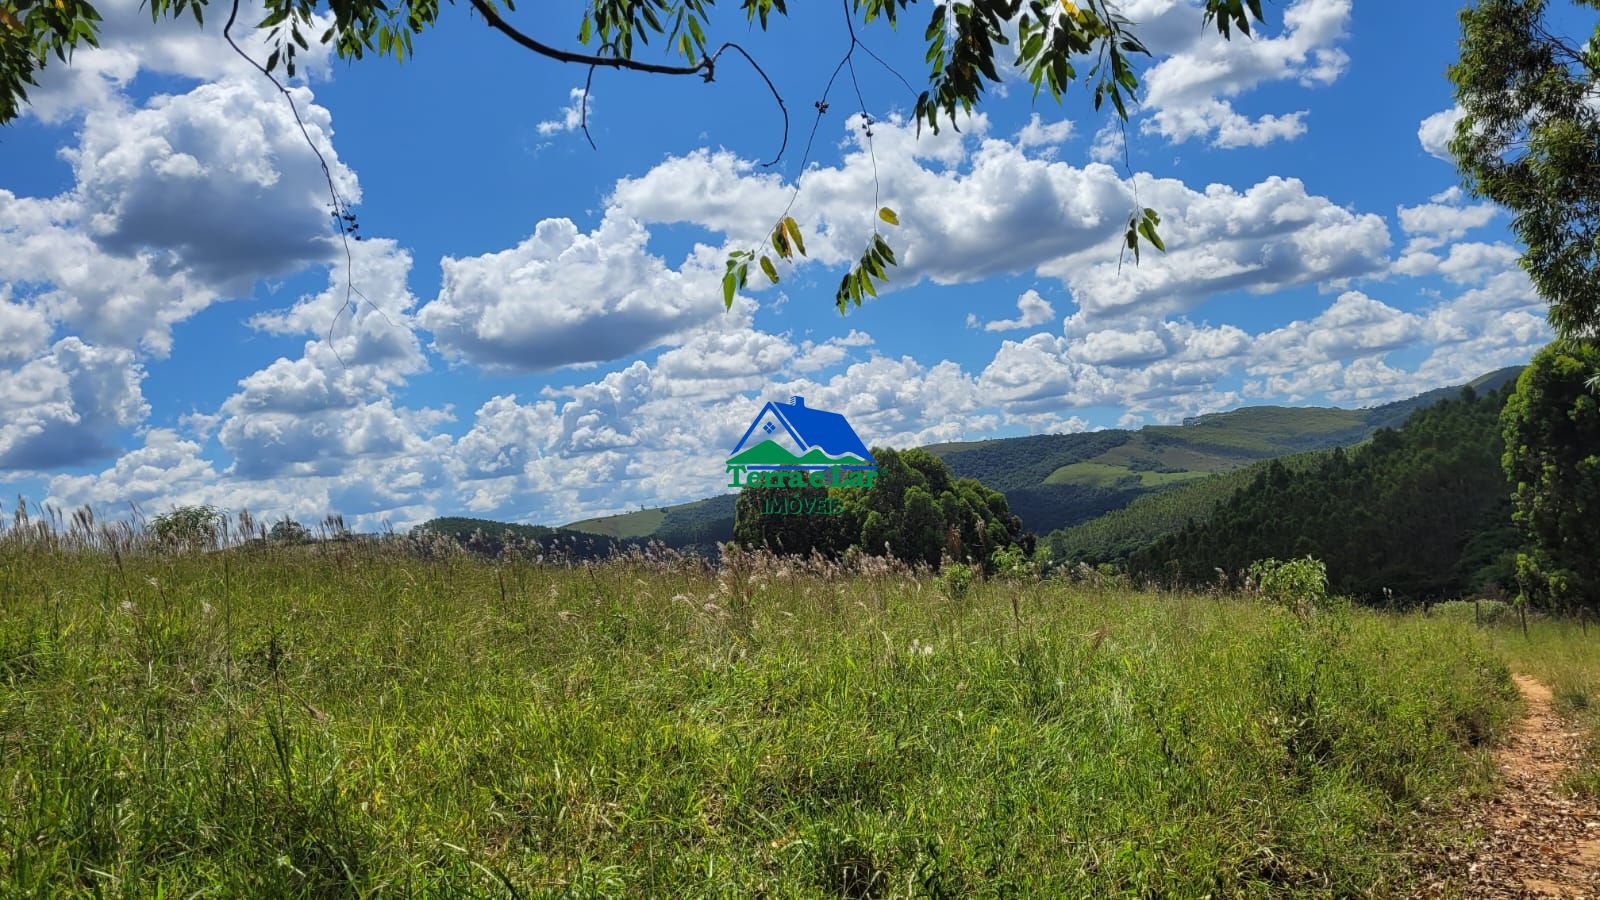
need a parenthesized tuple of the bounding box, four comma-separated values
(467, 0, 709, 75)
(716, 42, 789, 167)
(224, 0, 388, 369)
(470, 0, 787, 166)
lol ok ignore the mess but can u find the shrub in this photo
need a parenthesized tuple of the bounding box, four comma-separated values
(147, 505, 222, 551)
(1249, 556, 1331, 618)
(989, 545, 1038, 581)
(938, 560, 976, 601)
(1430, 598, 1516, 625)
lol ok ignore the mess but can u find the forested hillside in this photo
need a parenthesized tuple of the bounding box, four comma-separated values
(1044, 451, 1328, 566)
(1129, 386, 1519, 603)
(1043, 366, 1527, 568)
(927, 405, 1385, 534)
(557, 368, 1522, 548)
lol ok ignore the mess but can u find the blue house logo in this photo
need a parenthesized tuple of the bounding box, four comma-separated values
(726, 395, 877, 489)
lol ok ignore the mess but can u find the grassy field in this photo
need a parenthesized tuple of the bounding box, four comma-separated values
(562, 508, 668, 540)
(0, 540, 1525, 896)
(1042, 461, 1210, 489)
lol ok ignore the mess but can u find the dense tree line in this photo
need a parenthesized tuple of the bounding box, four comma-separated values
(733, 447, 1029, 568)
(415, 517, 636, 559)
(1501, 341, 1600, 614)
(1131, 386, 1520, 604)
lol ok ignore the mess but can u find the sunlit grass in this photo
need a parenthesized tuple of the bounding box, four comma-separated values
(0, 537, 1520, 896)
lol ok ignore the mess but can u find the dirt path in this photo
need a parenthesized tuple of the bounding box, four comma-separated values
(1426, 673, 1600, 898)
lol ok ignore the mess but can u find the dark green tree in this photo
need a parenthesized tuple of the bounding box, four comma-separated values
(267, 517, 312, 543)
(1450, 0, 1600, 339)
(1500, 340, 1600, 613)
(731, 483, 842, 556)
(732, 445, 1027, 567)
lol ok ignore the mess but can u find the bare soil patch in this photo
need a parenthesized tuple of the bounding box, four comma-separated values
(1422, 674, 1600, 898)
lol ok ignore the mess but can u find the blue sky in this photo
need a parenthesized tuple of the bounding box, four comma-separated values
(0, 0, 1573, 528)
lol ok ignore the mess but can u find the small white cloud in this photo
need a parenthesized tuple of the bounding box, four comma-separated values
(0, 289, 52, 363)
(1394, 241, 1522, 284)
(1089, 120, 1124, 164)
(972, 290, 1057, 332)
(1397, 187, 1497, 250)
(537, 87, 592, 136)
(1418, 106, 1465, 162)
(1015, 114, 1073, 151)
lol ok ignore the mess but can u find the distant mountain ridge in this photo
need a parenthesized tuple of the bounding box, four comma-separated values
(553, 367, 1525, 547)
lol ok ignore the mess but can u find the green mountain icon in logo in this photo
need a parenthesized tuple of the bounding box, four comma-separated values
(727, 439, 869, 468)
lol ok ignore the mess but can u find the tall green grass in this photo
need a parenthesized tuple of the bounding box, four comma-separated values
(0, 540, 1517, 896)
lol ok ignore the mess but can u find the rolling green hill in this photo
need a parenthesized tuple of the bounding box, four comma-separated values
(1044, 451, 1330, 567)
(923, 393, 1496, 535)
(556, 368, 1523, 546)
(565, 495, 739, 550)
(561, 507, 667, 540)
(1042, 366, 1527, 568)
(1127, 382, 1521, 603)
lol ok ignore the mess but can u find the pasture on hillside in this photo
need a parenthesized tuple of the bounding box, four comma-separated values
(0, 533, 1538, 897)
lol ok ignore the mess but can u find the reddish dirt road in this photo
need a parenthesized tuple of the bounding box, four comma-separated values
(1425, 674, 1600, 898)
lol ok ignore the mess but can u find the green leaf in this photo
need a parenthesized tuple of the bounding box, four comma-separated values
(872, 234, 897, 266)
(722, 270, 736, 309)
(760, 255, 779, 284)
(1138, 219, 1165, 252)
(878, 207, 899, 226)
(783, 216, 806, 256)
(863, 251, 885, 280)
